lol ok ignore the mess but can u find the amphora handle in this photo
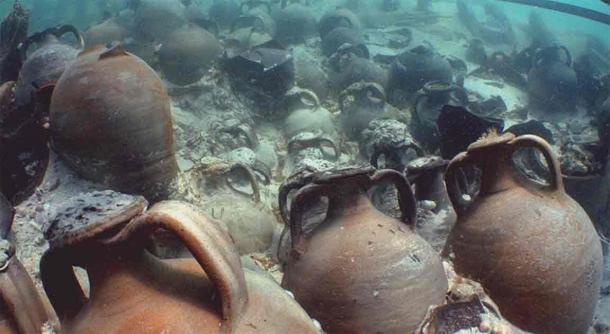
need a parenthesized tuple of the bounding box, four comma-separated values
(108, 201, 248, 332)
(278, 169, 317, 223)
(288, 169, 416, 257)
(445, 134, 562, 214)
(370, 169, 417, 225)
(508, 134, 563, 191)
(226, 163, 262, 203)
(41, 201, 248, 333)
(287, 133, 340, 162)
(286, 87, 321, 109)
(0, 258, 57, 333)
(534, 44, 572, 67)
(21, 24, 84, 59)
(369, 140, 424, 170)
(218, 121, 260, 150)
(338, 82, 386, 111)
(445, 152, 475, 214)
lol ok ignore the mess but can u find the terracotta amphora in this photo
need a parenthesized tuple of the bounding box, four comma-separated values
(191, 162, 276, 255)
(41, 193, 320, 334)
(49, 45, 178, 201)
(0, 195, 57, 333)
(284, 88, 336, 140)
(15, 25, 84, 109)
(444, 133, 603, 334)
(0, 248, 57, 334)
(281, 167, 448, 334)
(158, 24, 222, 86)
(528, 44, 578, 115)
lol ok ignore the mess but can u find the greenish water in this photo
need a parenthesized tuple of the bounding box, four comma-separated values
(1, 0, 608, 40)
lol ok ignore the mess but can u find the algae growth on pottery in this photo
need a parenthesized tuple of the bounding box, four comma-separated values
(0, 0, 609, 333)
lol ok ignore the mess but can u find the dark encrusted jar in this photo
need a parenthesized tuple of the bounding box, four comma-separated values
(321, 27, 367, 57)
(388, 44, 453, 104)
(528, 44, 578, 115)
(14, 25, 84, 109)
(318, 7, 361, 39)
(158, 24, 223, 85)
(328, 45, 387, 93)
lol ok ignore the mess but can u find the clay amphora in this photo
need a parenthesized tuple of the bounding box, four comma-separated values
(329, 48, 387, 93)
(133, 0, 188, 41)
(225, 13, 274, 58)
(284, 88, 336, 139)
(212, 119, 276, 178)
(15, 25, 84, 109)
(187, 162, 276, 255)
(559, 143, 610, 246)
(208, 0, 241, 29)
(272, 4, 316, 44)
(41, 193, 320, 334)
(444, 133, 603, 334)
(361, 119, 422, 171)
(231, 7, 276, 38)
(528, 44, 578, 114)
(286, 131, 340, 175)
(413, 81, 467, 124)
(0, 246, 58, 333)
(407, 156, 456, 251)
(486, 51, 528, 89)
(293, 49, 330, 101)
(321, 27, 367, 57)
(281, 167, 448, 334)
(389, 45, 453, 103)
(318, 8, 361, 39)
(0, 197, 58, 333)
(83, 18, 129, 49)
(411, 81, 468, 150)
(49, 45, 178, 201)
(158, 24, 223, 86)
(211, 118, 278, 177)
(339, 82, 390, 140)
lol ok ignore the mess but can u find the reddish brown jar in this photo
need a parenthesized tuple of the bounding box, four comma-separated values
(444, 133, 603, 334)
(0, 246, 57, 333)
(281, 167, 448, 334)
(41, 193, 320, 334)
(49, 45, 178, 201)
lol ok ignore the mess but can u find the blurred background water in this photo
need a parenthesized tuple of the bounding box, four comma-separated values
(2, 0, 609, 34)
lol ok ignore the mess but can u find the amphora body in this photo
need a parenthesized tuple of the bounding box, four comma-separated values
(444, 133, 603, 334)
(282, 168, 448, 334)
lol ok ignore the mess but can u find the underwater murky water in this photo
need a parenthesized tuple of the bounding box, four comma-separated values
(0, 0, 609, 333)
